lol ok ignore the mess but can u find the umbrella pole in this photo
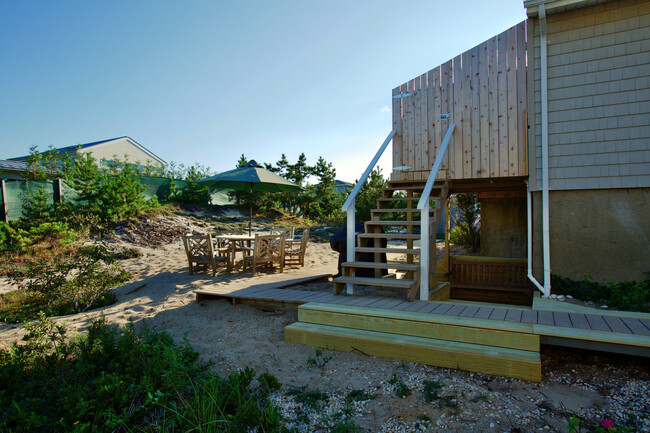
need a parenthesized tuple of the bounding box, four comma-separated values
(249, 185, 253, 236)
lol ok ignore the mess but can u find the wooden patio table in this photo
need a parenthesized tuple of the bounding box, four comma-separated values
(215, 234, 255, 270)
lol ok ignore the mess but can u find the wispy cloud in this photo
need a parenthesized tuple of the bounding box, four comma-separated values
(380, 105, 390, 113)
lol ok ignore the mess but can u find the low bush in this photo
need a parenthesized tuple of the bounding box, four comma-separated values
(0, 315, 287, 432)
(3, 242, 128, 322)
(0, 221, 77, 253)
(552, 274, 650, 313)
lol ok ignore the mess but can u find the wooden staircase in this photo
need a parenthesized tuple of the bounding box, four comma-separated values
(333, 180, 448, 302)
(285, 302, 542, 381)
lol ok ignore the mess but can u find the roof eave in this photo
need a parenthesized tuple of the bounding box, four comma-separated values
(524, 0, 609, 17)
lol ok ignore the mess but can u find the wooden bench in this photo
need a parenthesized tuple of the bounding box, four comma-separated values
(448, 256, 533, 306)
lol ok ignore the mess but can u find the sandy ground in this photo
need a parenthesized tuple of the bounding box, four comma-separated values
(1, 214, 649, 432)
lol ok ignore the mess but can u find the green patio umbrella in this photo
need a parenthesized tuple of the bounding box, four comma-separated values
(199, 160, 301, 235)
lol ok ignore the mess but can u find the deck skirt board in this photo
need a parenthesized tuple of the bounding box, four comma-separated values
(285, 322, 541, 382)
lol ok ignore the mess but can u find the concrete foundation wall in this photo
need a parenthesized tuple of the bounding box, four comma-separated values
(480, 198, 527, 258)
(531, 188, 650, 283)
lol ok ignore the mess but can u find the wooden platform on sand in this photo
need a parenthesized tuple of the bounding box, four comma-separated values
(194, 275, 650, 382)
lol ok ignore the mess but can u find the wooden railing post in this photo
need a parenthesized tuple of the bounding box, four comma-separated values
(417, 124, 455, 301)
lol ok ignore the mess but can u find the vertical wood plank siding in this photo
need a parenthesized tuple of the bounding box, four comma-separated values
(392, 21, 527, 181)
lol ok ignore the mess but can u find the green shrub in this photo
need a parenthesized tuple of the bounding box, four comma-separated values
(552, 274, 649, 313)
(0, 316, 287, 433)
(6, 242, 128, 321)
(0, 221, 77, 253)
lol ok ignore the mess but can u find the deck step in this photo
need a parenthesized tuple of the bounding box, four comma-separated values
(298, 302, 539, 351)
(332, 276, 416, 289)
(355, 247, 419, 254)
(366, 220, 421, 226)
(358, 233, 420, 240)
(341, 261, 420, 271)
(285, 322, 541, 382)
(372, 208, 435, 213)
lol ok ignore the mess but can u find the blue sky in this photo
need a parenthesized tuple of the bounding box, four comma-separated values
(0, 1, 527, 183)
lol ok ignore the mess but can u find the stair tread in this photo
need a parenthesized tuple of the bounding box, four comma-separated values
(333, 276, 416, 288)
(366, 220, 421, 225)
(358, 233, 420, 239)
(285, 322, 541, 362)
(356, 247, 420, 254)
(372, 208, 435, 213)
(342, 261, 420, 271)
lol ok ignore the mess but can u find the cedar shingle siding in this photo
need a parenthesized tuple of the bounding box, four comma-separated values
(529, 0, 650, 191)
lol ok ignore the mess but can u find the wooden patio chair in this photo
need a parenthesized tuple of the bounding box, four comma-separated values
(284, 228, 309, 267)
(183, 233, 229, 276)
(270, 227, 295, 240)
(243, 233, 286, 274)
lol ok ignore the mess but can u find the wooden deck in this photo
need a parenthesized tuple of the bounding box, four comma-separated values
(195, 277, 650, 381)
(195, 283, 650, 344)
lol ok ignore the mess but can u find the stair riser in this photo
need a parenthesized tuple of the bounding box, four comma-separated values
(298, 309, 539, 352)
(285, 324, 541, 382)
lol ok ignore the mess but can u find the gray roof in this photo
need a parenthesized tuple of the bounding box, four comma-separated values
(0, 159, 28, 171)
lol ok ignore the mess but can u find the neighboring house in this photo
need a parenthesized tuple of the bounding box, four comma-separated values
(0, 160, 29, 180)
(9, 136, 167, 170)
(333, 180, 353, 195)
(524, 0, 650, 283)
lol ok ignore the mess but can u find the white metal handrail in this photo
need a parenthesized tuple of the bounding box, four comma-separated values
(341, 130, 395, 294)
(417, 124, 455, 300)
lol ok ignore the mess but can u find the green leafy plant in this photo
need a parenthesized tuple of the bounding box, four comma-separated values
(306, 348, 332, 369)
(345, 389, 376, 402)
(286, 386, 328, 410)
(552, 274, 649, 312)
(6, 242, 128, 321)
(450, 192, 480, 251)
(423, 380, 443, 403)
(388, 373, 412, 398)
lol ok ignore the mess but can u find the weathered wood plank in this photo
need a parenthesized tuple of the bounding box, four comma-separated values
(585, 314, 611, 332)
(462, 51, 472, 179)
(451, 55, 463, 178)
(506, 25, 518, 176)
(487, 35, 499, 178)
(479, 39, 490, 178)
(419, 72, 429, 175)
(490, 307, 508, 321)
(568, 313, 590, 329)
(392, 86, 403, 180)
(470, 46, 481, 178)
(534, 324, 650, 348)
(621, 318, 650, 336)
(505, 308, 523, 323)
(475, 306, 494, 319)
(446, 304, 467, 317)
(459, 305, 480, 318)
(431, 302, 455, 315)
(537, 310, 555, 326)
(440, 60, 453, 175)
(516, 21, 527, 175)
(553, 311, 572, 328)
(602, 316, 633, 334)
(497, 29, 509, 177)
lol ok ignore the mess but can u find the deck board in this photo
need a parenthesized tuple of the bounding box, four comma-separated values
(505, 309, 523, 323)
(474, 306, 494, 319)
(603, 316, 632, 334)
(446, 304, 468, 316)
(194, 275, 650, 359)
(521, 310, 537, 324)
(460, 306, 480, 318)
(621, 318, 650, 336)
(569, 313, 590, 329)
(489, 308, 508, 321)
(586, 314, 611, 332)
(537, 310, 554, 326)
(553, 312, 572, 328)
